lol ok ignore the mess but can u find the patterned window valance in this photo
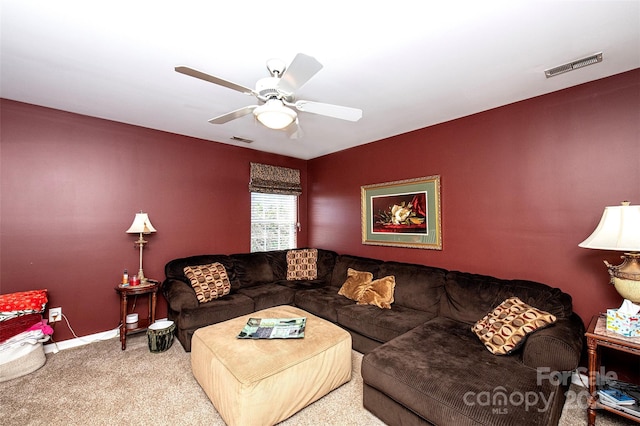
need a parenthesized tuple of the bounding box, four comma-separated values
(249, 163, 302, 196)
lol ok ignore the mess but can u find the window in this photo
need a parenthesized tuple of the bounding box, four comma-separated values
(251, 192, 297, 252)
(248, 162, 301, 252)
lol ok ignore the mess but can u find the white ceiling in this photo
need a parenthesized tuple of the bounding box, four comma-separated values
(2, 1, 639, 160)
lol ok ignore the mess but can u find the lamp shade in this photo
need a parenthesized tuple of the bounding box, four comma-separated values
(126, 212, 156, 234)
(254, 99, 297, 130)
(579, 203, 640, 251)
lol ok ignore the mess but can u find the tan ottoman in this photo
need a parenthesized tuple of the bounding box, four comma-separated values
(191, 305, 352, 426)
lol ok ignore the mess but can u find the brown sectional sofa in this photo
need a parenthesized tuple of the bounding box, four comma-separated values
(162, 248, 584, 425)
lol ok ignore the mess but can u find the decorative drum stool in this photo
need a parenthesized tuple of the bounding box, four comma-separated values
(147, 320, 175, 353)
(191, 305, 352, 426)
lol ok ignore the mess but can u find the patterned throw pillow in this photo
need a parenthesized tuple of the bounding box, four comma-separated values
(338, 268, 374, 301)
(286, 249, 318, 280)
(472, 297, 557, 355)
(357, 276, 396, 309)
(183, 263, 231, 303)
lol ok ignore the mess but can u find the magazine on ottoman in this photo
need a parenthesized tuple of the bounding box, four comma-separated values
(237, 317, 306, 339)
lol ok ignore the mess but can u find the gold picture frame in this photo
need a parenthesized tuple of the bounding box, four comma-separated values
(361, 175, 441, 250)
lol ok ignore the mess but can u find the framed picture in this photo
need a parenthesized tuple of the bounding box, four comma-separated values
(361, 175, 441, 250)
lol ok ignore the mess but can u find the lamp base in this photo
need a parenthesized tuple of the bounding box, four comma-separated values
(605, 252, 640, 303)
(134, 233, 148, 283)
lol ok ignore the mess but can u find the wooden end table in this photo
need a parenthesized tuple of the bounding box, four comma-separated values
(585, 314, 640, 425)
(114, 280, 159, 350)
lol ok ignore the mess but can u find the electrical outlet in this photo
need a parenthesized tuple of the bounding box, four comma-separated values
(49, 307, 62, 322)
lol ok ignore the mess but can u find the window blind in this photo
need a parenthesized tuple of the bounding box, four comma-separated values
(249, 163, 302, 196)
(250, 192, 297, 252)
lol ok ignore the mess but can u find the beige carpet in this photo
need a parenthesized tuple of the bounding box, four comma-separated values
(0, 334, 635, 425)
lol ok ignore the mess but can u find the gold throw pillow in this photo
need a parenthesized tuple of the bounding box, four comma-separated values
(357, 276, 396, 309)
(338, 268, 373, 301)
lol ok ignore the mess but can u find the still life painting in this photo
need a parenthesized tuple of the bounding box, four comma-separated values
(362, 176, 441, 249)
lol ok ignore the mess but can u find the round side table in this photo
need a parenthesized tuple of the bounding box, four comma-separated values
(114, 280, 159, 350)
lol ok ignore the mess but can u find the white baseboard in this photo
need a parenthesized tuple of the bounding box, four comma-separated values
(44, 327, 120, 354)
(43, 319, 169, 354)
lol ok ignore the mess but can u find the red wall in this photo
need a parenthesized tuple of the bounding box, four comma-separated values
(308, 69, 640, 325)
(1, 69, 638, 343)
(0, 100, 308, 342)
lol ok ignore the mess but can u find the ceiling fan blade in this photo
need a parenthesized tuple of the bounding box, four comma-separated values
(277, 53, 323, 95)
(286, 119, 304, 139)
(175, 66, 255, 95)
(294, 100, 362, 122)
(208, 105, 257, 124)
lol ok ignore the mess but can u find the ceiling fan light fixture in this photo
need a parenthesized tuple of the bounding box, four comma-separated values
(254, 99, 297, 129)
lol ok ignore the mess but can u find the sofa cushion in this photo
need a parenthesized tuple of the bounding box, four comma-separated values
(286, 248, 318, 280)
(472, 296, 557, 355)
(362, 316, 563, 426)
(294, 287, 354, 323)
(337, 304, 434, 343)
(236, 283, 296, 312)
(338, 268, 373, 301)
(315, 249, 339, 281)
(330, 255, 384, 288)
(357, 276, 396, 309)
(165, 254, 239, 290)
(263, 250, 289, 280)
(275, 279, 328, 291)
(163, 280, 199, 312)
(175, 293, 255, 331)
(183, 263, 231, 303)
(378, 261, 446, 313)
(521, 314, 584, 372)
(264, 249, 338, 282)
(230, 252, 274, 288)
(441, 271, 573, 324)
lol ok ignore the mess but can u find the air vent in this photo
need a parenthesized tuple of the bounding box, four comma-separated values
(231, 136, 254, 144)
(544, 52, 602, 78)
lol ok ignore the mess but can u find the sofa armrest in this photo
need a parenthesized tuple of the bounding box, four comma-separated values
(521, 313, 585, 372)
(162, 279, 198, 312)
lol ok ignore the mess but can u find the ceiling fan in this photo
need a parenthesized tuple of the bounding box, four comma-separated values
(175, 53, 362, 136)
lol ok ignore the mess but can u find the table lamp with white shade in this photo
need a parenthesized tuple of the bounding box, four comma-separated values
(579, 201, 640, 303)
(126, 211, 156, 283)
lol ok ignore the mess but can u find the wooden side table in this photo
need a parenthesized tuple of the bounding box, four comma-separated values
(585, 314, 640, 426)
(114, 280, 159, 350)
